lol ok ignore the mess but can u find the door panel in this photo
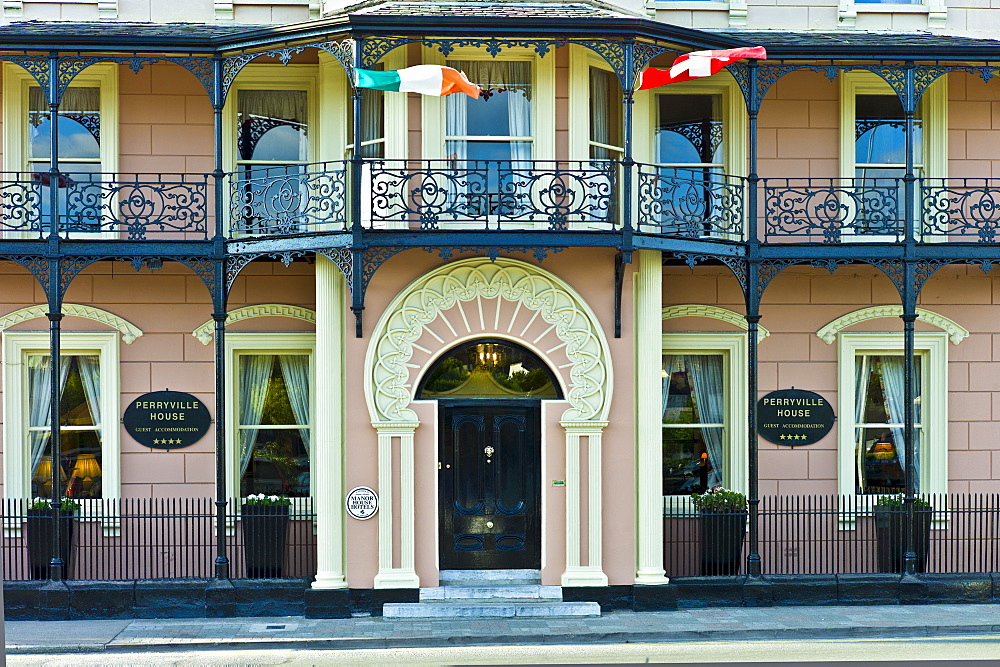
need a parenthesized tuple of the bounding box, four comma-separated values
(440, 402, 540, 570)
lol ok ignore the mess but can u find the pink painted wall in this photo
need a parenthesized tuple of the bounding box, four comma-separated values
(663, 263, 1000, 497)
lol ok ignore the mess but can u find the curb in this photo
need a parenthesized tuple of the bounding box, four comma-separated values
(9, 623, 1000, 655)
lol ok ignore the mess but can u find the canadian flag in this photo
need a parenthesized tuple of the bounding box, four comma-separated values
(638, 46, 767, 90)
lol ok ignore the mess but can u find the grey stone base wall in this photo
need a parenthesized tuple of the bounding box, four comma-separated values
(6, 573, 1000, 620)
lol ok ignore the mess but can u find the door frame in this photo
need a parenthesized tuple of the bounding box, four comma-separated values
(437, 398, 543, 570)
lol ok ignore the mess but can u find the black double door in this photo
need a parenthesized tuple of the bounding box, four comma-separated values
(439, 400, 541, 570)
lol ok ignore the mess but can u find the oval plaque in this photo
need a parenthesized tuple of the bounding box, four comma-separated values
(758, 388, 835, 447)
(346, 486, 378, 520)
(123, 390, 212, 450)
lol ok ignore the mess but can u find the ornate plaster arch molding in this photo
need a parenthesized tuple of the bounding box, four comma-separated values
(662, 304, 769, 342)
(817, 306, 969, 345)
(192, 304, 317, 344)
(365, 257, 612, 425)
(0, 304, 142, 344)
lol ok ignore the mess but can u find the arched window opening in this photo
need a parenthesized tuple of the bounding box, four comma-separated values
(416, 339, 562, 400)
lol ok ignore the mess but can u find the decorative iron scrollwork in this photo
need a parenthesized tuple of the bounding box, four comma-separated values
(637, 165, 744, 239)
(229, 162, 347, 238)
(763, 178, 903, 243)
(922, 179, 1000, 243)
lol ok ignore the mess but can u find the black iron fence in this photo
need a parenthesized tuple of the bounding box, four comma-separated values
(1, 497, 316, 581)
(665, 494, 1000, 577)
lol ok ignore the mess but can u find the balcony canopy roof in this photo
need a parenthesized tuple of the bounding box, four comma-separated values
(0, 1, 998, 61)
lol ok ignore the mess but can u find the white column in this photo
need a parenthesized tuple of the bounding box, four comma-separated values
(635, 249, 669, 585)
(312, 256, 347, 589)
(561, 421, 609, 587)
(373, 424, 420, 588)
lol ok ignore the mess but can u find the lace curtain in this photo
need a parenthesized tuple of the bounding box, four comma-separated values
(238, 355, 274, 477)
(278, 355, 311, 454)
(28, 356, 72, 477)
(662, 354, 724, 488)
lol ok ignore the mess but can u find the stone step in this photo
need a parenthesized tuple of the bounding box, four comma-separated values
(420, 585, 562, 601)
(438, 569, 541, 587)
(383, 601, 600, 619)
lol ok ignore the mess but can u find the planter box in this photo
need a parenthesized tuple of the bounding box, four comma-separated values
(699, 511, 747, 576)
(26, 509, 75, 580)
(874, 505, 933, 574)
(241, 504, 290, 579)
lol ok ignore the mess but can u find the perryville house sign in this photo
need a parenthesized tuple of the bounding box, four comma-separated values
(123, 390, 212, 450)
(757, 388, 835, 447)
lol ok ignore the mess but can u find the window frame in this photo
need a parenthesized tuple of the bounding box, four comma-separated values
(568, 45, 623, 163)
(661, 332, 748, 508)
(2, 62, 118, 238)
(2, 331, 121, 502)
(225, 332, 316, 507)
(836, 332, 948, 499)
(839, 71, 947, 241)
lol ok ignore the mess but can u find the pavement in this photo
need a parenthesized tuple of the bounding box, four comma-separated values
(7, 603, 1000, 655)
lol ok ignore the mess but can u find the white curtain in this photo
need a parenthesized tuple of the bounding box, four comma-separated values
(278, 355, 311, 455)
(662, 355, 682, 418)
(687, 355, 725, 488)
(28, 356, 71, 476)
(78, 355, 101, 428)
(855, 355, 870, 488)
(589, 68, 610, 149)
(239, 355, 274, 477)
(880, 356, 912, 480)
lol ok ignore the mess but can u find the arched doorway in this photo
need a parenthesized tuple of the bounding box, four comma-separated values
(417, 339, 563, 570)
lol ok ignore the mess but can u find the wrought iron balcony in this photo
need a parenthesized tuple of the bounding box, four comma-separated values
(0, 172, 211, 241)
(921, 178, 1000, 243)
(637, 164, 745, 239)
(229, 161, 347, 238)
(365, 159, 618, 231)
(763, 177, 905, 244)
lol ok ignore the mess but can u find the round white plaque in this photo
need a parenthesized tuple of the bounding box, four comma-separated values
(346, 486, 378, 520)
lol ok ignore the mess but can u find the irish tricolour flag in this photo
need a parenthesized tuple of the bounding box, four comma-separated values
(354, 65, 481, 99)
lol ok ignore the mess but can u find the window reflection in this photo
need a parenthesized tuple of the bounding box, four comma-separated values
(418, 340, 560, 400)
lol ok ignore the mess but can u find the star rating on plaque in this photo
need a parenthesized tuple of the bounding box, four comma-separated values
(779, 434, 809, 441)
(151, 438, 184, 446)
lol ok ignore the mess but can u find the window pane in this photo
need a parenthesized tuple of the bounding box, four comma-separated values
(27, 354, 103, 500)
(855, 94, 922, 165)
(240, 428, 310, 497)
(589, 68, 621, 150)
(856, 426, 920, 495)
(859, 355, 922, 425)
(29, 86, 100, 160)
(418, 340, 559, 400)
(446, 60, 532, 138)
(662, 354, 725, 494)
(656, 94, 723, 164)
(237, 90, 308, 162)
(663, 426, 720, 495)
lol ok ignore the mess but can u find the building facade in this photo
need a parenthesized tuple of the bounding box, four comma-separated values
(5, 0, 1000, 618)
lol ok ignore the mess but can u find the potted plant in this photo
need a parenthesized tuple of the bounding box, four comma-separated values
(873, 494, 934, 574)
(26, 497, 80, 580)
(691, 485, 748, 576)
(241, 494, 292, 578)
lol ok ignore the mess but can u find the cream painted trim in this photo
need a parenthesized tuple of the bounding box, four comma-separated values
(318, 51, 347, 163)
(633, 73, 747, 176)
(421, 46, 556, 162)
(568, 44, 623, 164)
(817, 306, 968, 346)
(3, 62, 119, 239)
(192, 304, 317, 345)
(839, 71, 947, 182)
(662, 304, 769, 342)
(645, 0, 747, 26)
(312, 257, 347, 589)
(365, 258, 612, 424)
(838, 0, 945, 28)
(837, 332, 948, 499)
(661, 332, 749, 500)
(224, 332, 316, 502)
(3, 331, 121, 504)
(0, 304, 142, 344)
(4, 0, 116, 19)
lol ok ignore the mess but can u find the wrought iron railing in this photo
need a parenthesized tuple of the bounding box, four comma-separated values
(0, 172, 43, 235)
(59, 172, 210, 240)
(229, 161, 347, 237)
(665, 494, 1000, 577)
(762, 178, 905, 243)
(921, 178, 1000, 243)
(1, 497, 316, 581)
(366, 159, 618, 230)
(637, 164, 745, 239)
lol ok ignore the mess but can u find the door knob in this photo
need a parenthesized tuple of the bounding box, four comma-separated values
(486, 521, 494, 528)
(484, 446, 495, 457)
